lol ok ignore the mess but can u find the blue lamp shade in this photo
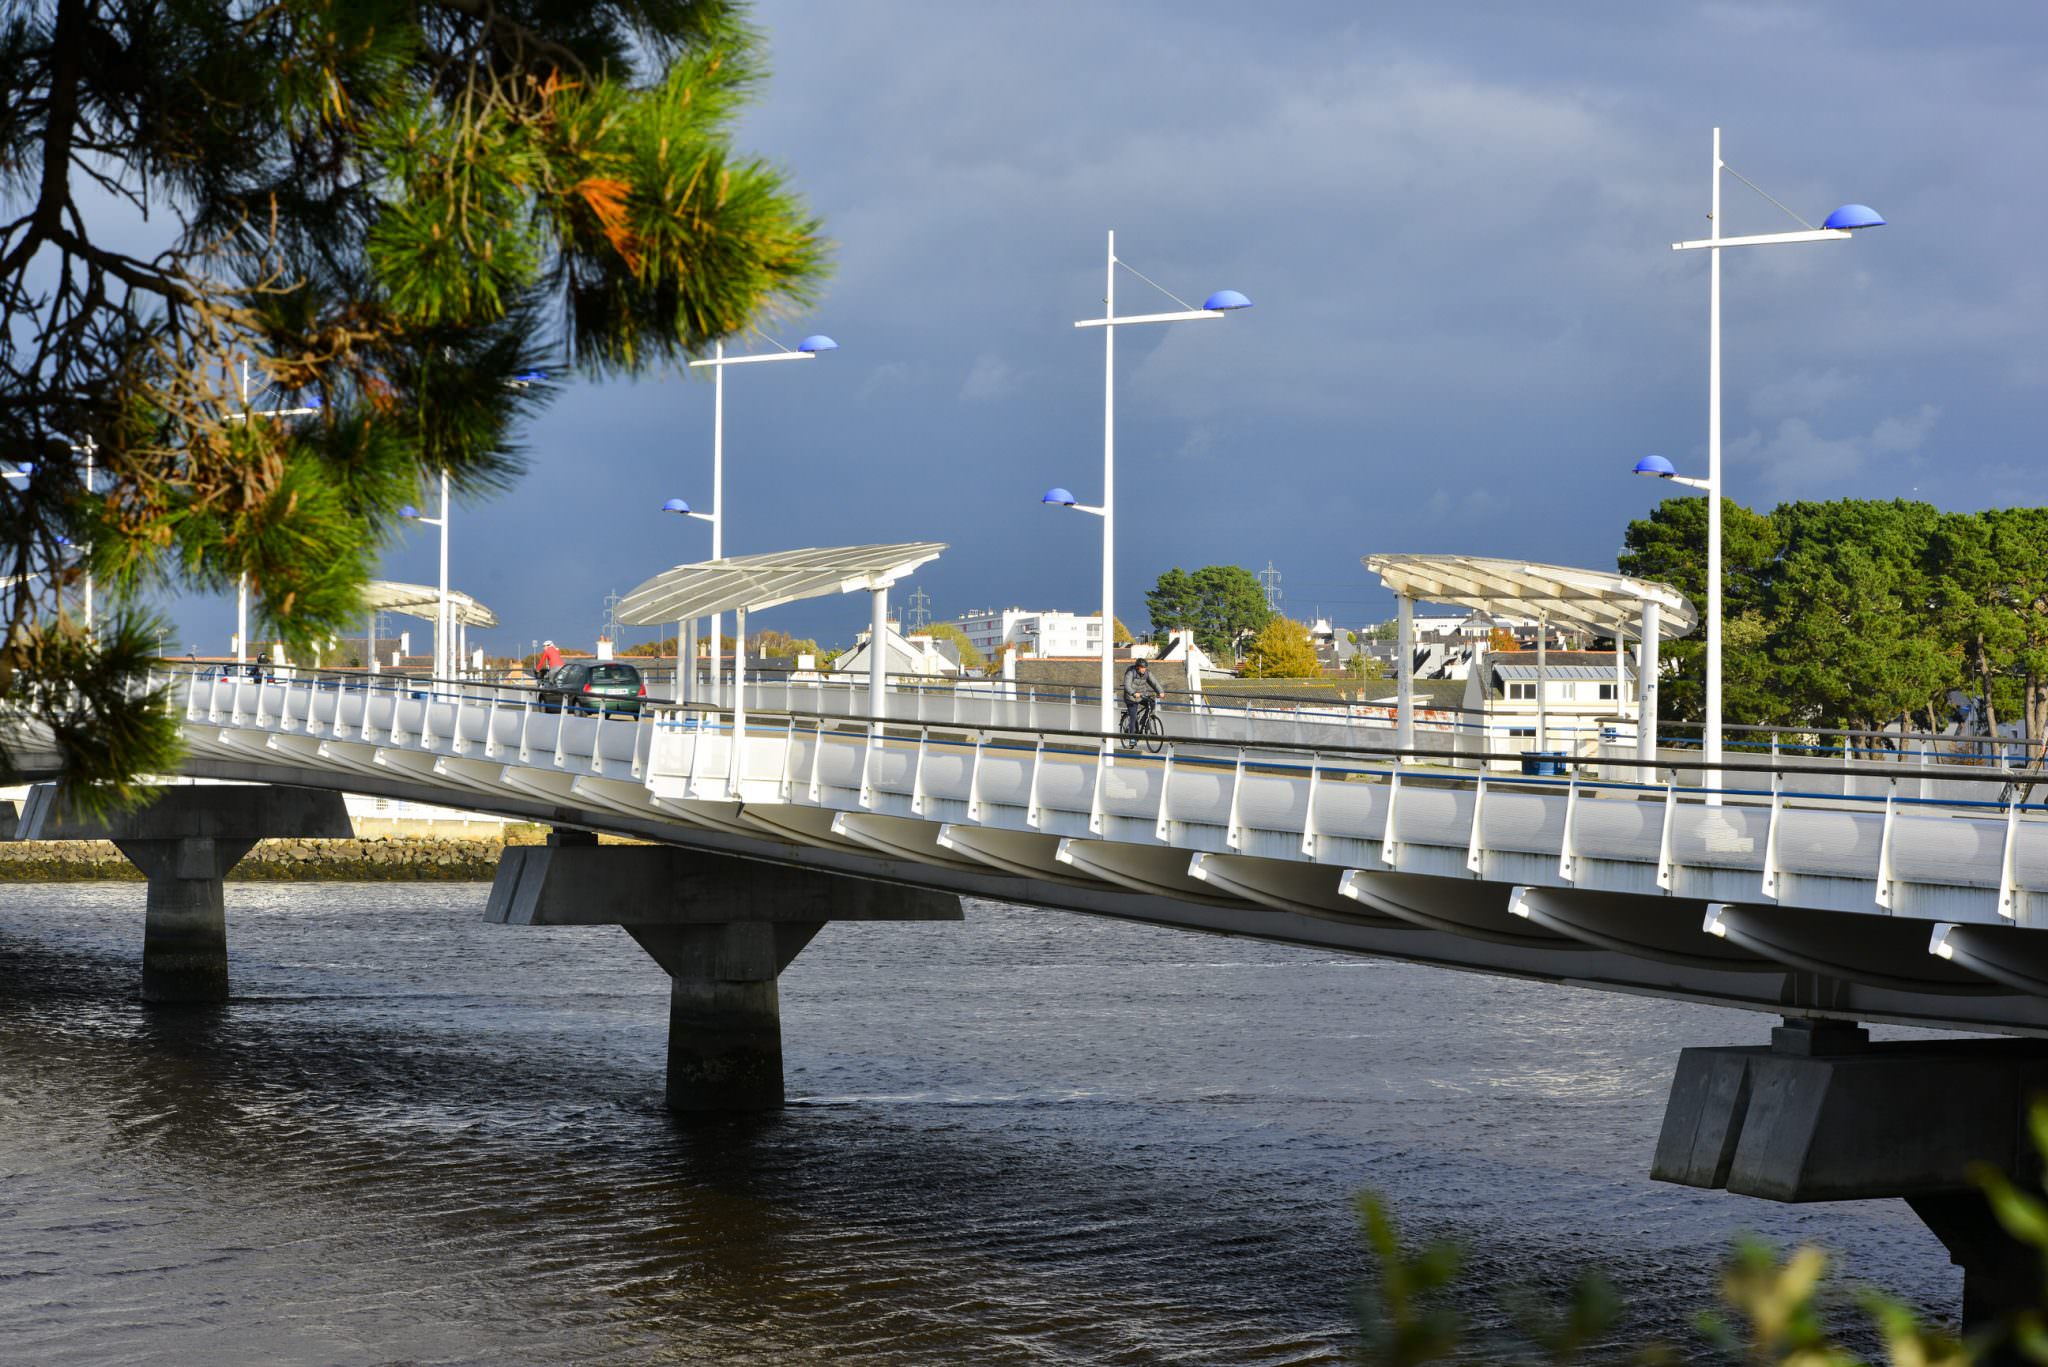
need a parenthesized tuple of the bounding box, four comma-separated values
(1203, 289, 1252, 311)
(1633, 455, 1677, 477)
(1822, 204, 1885, 230)
(398, 504, 421, 519)
(661, 497, 692, 514)
(798, 335, 839, 353)
(12, 462, 32, 477)
(1041, 487, 1078, 506)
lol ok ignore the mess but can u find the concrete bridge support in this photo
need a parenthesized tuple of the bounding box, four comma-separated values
(15, 782, 354, 1003)
(486, 835, 961, 1112)
(1653, 1018, 2048, 1344)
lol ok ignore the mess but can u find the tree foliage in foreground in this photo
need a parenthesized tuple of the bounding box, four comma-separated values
(1352, 1198, 1969, 1366)
(1354, 1101, 2048, 1362)
(1620, 498, 2048, 740)
(0, 0, 826, 800)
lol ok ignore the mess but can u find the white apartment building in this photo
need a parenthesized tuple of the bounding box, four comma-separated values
(951, 607, 1104, 659)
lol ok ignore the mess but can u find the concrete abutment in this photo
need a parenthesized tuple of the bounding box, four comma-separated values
(1654, 1016, 2048, 1345)
(487, 835, 960, 1112)
(16, 783, 353, 1004)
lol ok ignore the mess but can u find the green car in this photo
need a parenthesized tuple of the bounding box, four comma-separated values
(538, 661, 646, 716)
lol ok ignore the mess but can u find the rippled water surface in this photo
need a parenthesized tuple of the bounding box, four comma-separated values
(0, 883, 1956, 1363)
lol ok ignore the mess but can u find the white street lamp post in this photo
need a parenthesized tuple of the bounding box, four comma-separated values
(1051, 230, 1250, 737)
(659, 498, 715, 701)
(684, 334, 838, 703)
(399, 474, 451, 679)
(1651, 128, 1883, 798)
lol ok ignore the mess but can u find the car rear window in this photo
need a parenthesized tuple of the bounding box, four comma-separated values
(591, 665, 640, 685)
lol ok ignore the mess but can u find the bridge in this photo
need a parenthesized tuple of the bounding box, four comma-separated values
(10, 544, 2048, 1324)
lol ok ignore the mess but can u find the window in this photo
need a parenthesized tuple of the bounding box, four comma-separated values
(1598, 683, 1616, 701)
(1506, 681, 1536, 701)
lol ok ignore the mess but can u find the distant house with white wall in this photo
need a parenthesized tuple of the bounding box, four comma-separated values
(835, 622, 964, 680)
(951, 607, 1103, 660)
(1461, 650, 1636, 752)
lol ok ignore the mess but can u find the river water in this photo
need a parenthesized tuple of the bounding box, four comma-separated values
(0, 883, 1957, 1363)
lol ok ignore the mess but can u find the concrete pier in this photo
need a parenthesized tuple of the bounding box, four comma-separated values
(487, 836, 962, 1111)
(16, 783, 353, 1003)
(1654, 1018, 2048, 1339)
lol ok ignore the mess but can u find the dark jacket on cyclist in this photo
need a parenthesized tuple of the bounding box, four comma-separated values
(1120, 661, 1161, 734)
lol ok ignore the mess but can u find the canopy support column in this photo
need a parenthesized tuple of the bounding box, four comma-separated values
(1395, 593, 1414, 755)
(368, 612, 379, 675)
(707, 613, 721, 705)
(678, 619, 695, 703)
(729, 607, 748, 793)
(1536, 613, 1549, 754)
(1638, 599, 1661, 769)
(870, 584, 888, 720)
(1615, 627, 1626, 718)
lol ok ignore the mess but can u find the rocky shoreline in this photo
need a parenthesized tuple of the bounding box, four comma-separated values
(0, 834, 549, 882)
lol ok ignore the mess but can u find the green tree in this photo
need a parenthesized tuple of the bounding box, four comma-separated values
(1241, 615, 1321, 678)
(1147, 565, 1270, 657)
(1929, 507, 2048, 746)
(1148, 564, 1273, 660)
(919, 621, 984, 671)
(0, 1, 825, 804)
(1145, 567, 1199, 645)
(1766, 500, 1953, 734)
(1619, 495, 1781, 728)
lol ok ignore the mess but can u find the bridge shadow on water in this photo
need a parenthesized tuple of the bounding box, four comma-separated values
(0, 882, 1959, 1363)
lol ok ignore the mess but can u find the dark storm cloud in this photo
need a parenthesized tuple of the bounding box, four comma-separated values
(175, 2, 2048, 652)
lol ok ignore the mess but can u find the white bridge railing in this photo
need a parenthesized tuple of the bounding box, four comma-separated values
(157, 664, 2044, 915)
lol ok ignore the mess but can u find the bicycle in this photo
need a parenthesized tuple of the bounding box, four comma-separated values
(1120, 694, 1166, 754)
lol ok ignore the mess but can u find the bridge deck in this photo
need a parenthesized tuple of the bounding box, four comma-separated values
(148, 667, 2048, 1036)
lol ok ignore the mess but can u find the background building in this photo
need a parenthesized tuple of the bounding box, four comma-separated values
(951, 608, 1104, 660)
(835, 622, 964, 679)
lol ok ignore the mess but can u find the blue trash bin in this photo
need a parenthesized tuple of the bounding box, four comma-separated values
(1520, 750, 1569, 777)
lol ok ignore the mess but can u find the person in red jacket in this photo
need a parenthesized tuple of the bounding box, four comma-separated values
(537, 640, 564, 679)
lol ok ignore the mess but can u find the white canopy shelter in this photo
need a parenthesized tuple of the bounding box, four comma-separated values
(364, 579, 500, 629)
(360, 579, 499, 675)
(617, 543, 944, 626)
(618, 542, 946, 727)
(1364, 554, 1697, 762)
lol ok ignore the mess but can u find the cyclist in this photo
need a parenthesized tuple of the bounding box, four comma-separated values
(1120, 657, 1162, 736)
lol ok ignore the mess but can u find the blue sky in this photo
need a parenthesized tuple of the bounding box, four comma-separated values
(161, 3, 2048, 657)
